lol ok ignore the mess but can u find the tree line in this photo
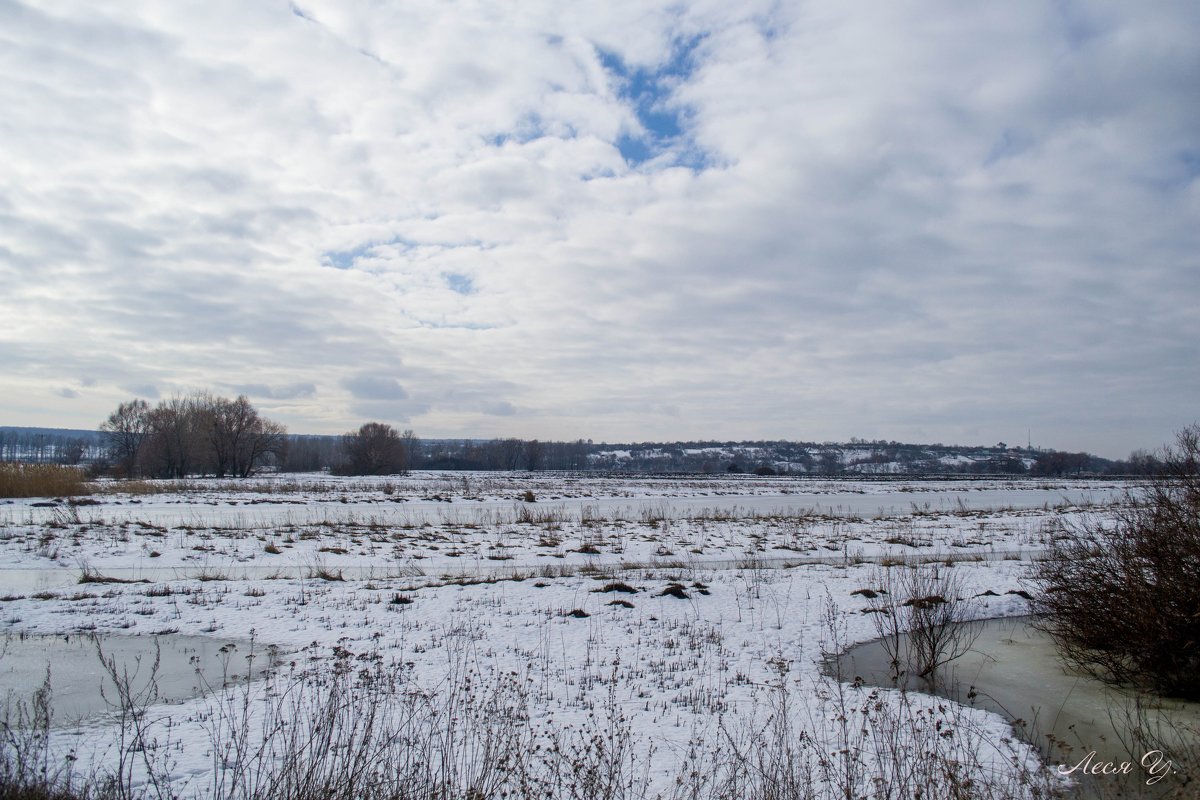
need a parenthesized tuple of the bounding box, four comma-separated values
(97, 397, 421, 479)
(0, 428, 103, 464)
(100, 394, 288, 478)
(72, 400, 1174, 479)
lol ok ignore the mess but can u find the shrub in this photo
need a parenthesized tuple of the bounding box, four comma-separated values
(335, 422, 411, 476)
(1027, 424, 1200, 699)
(0, 463, 89, 499)
(867, 564, 978, 682)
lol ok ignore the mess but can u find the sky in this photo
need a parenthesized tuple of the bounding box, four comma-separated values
(1, 0, 1197, 458)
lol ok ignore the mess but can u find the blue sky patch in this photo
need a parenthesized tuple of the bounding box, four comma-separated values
(615, 133, 653, 165)
(486, 113, 554, 148)
(443, 272, 476, 295)
(598, 35, 709, 168)
(322, 237, 417, 269)
(417, 319, 496, 331)
(322, 243, 373, 269)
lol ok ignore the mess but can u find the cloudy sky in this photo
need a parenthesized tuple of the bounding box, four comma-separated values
(2, 0, 1197, 457)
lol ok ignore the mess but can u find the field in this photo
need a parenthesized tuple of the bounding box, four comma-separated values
(0, 472, 1127, 798)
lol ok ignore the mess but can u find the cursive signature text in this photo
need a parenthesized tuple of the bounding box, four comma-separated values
(1058, 750, 1174, 785)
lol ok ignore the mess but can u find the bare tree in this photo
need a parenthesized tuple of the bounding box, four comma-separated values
(236, 417, 287, 477)
(99, 399, 150, 478)
(400, 429, 420, 470)
(496, 439, 523, 470)
(198, 393, 235, 478)
(101, 393, 285, 479)
(203, 395, 287, 477)
(339, 422, 409, 475)
(143, 395, 204, 478)
(524, 439, 543, 471)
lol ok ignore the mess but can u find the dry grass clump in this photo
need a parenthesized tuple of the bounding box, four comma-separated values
(0, 464, 90, 499)
(593, 581, 637, 594)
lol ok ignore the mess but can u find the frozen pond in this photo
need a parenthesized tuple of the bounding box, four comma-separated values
(835, 616, 1200, 797)
(0, 632, 275, 727)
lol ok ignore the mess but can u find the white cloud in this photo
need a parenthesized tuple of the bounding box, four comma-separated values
(1, 0, 1196, 456)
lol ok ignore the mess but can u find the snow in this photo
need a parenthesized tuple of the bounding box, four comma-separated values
(0, 472, 1124, 796)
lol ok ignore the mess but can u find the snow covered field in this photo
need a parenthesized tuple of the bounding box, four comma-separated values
(0, 472, 1125, 798)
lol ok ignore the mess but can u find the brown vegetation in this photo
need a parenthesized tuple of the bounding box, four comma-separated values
(1028, 424, 1200, 700)
(2, 636, 1074, 800)
(0, 464, 89, 499)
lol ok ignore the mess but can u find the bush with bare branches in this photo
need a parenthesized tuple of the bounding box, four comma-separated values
(1027, 424, 1200, 700)
(867, 563, 979, 683)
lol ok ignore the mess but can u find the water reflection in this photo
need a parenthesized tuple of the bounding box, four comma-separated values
(0, 631, 276, 727)
(832, 617, 1200, 797)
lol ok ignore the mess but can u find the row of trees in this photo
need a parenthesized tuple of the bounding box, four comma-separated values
(99, 399, 423, 479)
(100, 395, 287, 478)
(420, 438, 585, 471)
(266, 434, 1170, 477)
(92, 397, 1166, 478)
(0, 429, 102, 464)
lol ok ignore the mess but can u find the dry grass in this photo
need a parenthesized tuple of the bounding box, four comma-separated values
(1, 635, 1082, 800)
(0, 464, 90, 499)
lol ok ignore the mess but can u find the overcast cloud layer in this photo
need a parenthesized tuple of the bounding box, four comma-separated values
(2, 0, 1197, 457)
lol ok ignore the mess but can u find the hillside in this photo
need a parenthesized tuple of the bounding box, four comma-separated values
(1, 426, 1124, 476)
